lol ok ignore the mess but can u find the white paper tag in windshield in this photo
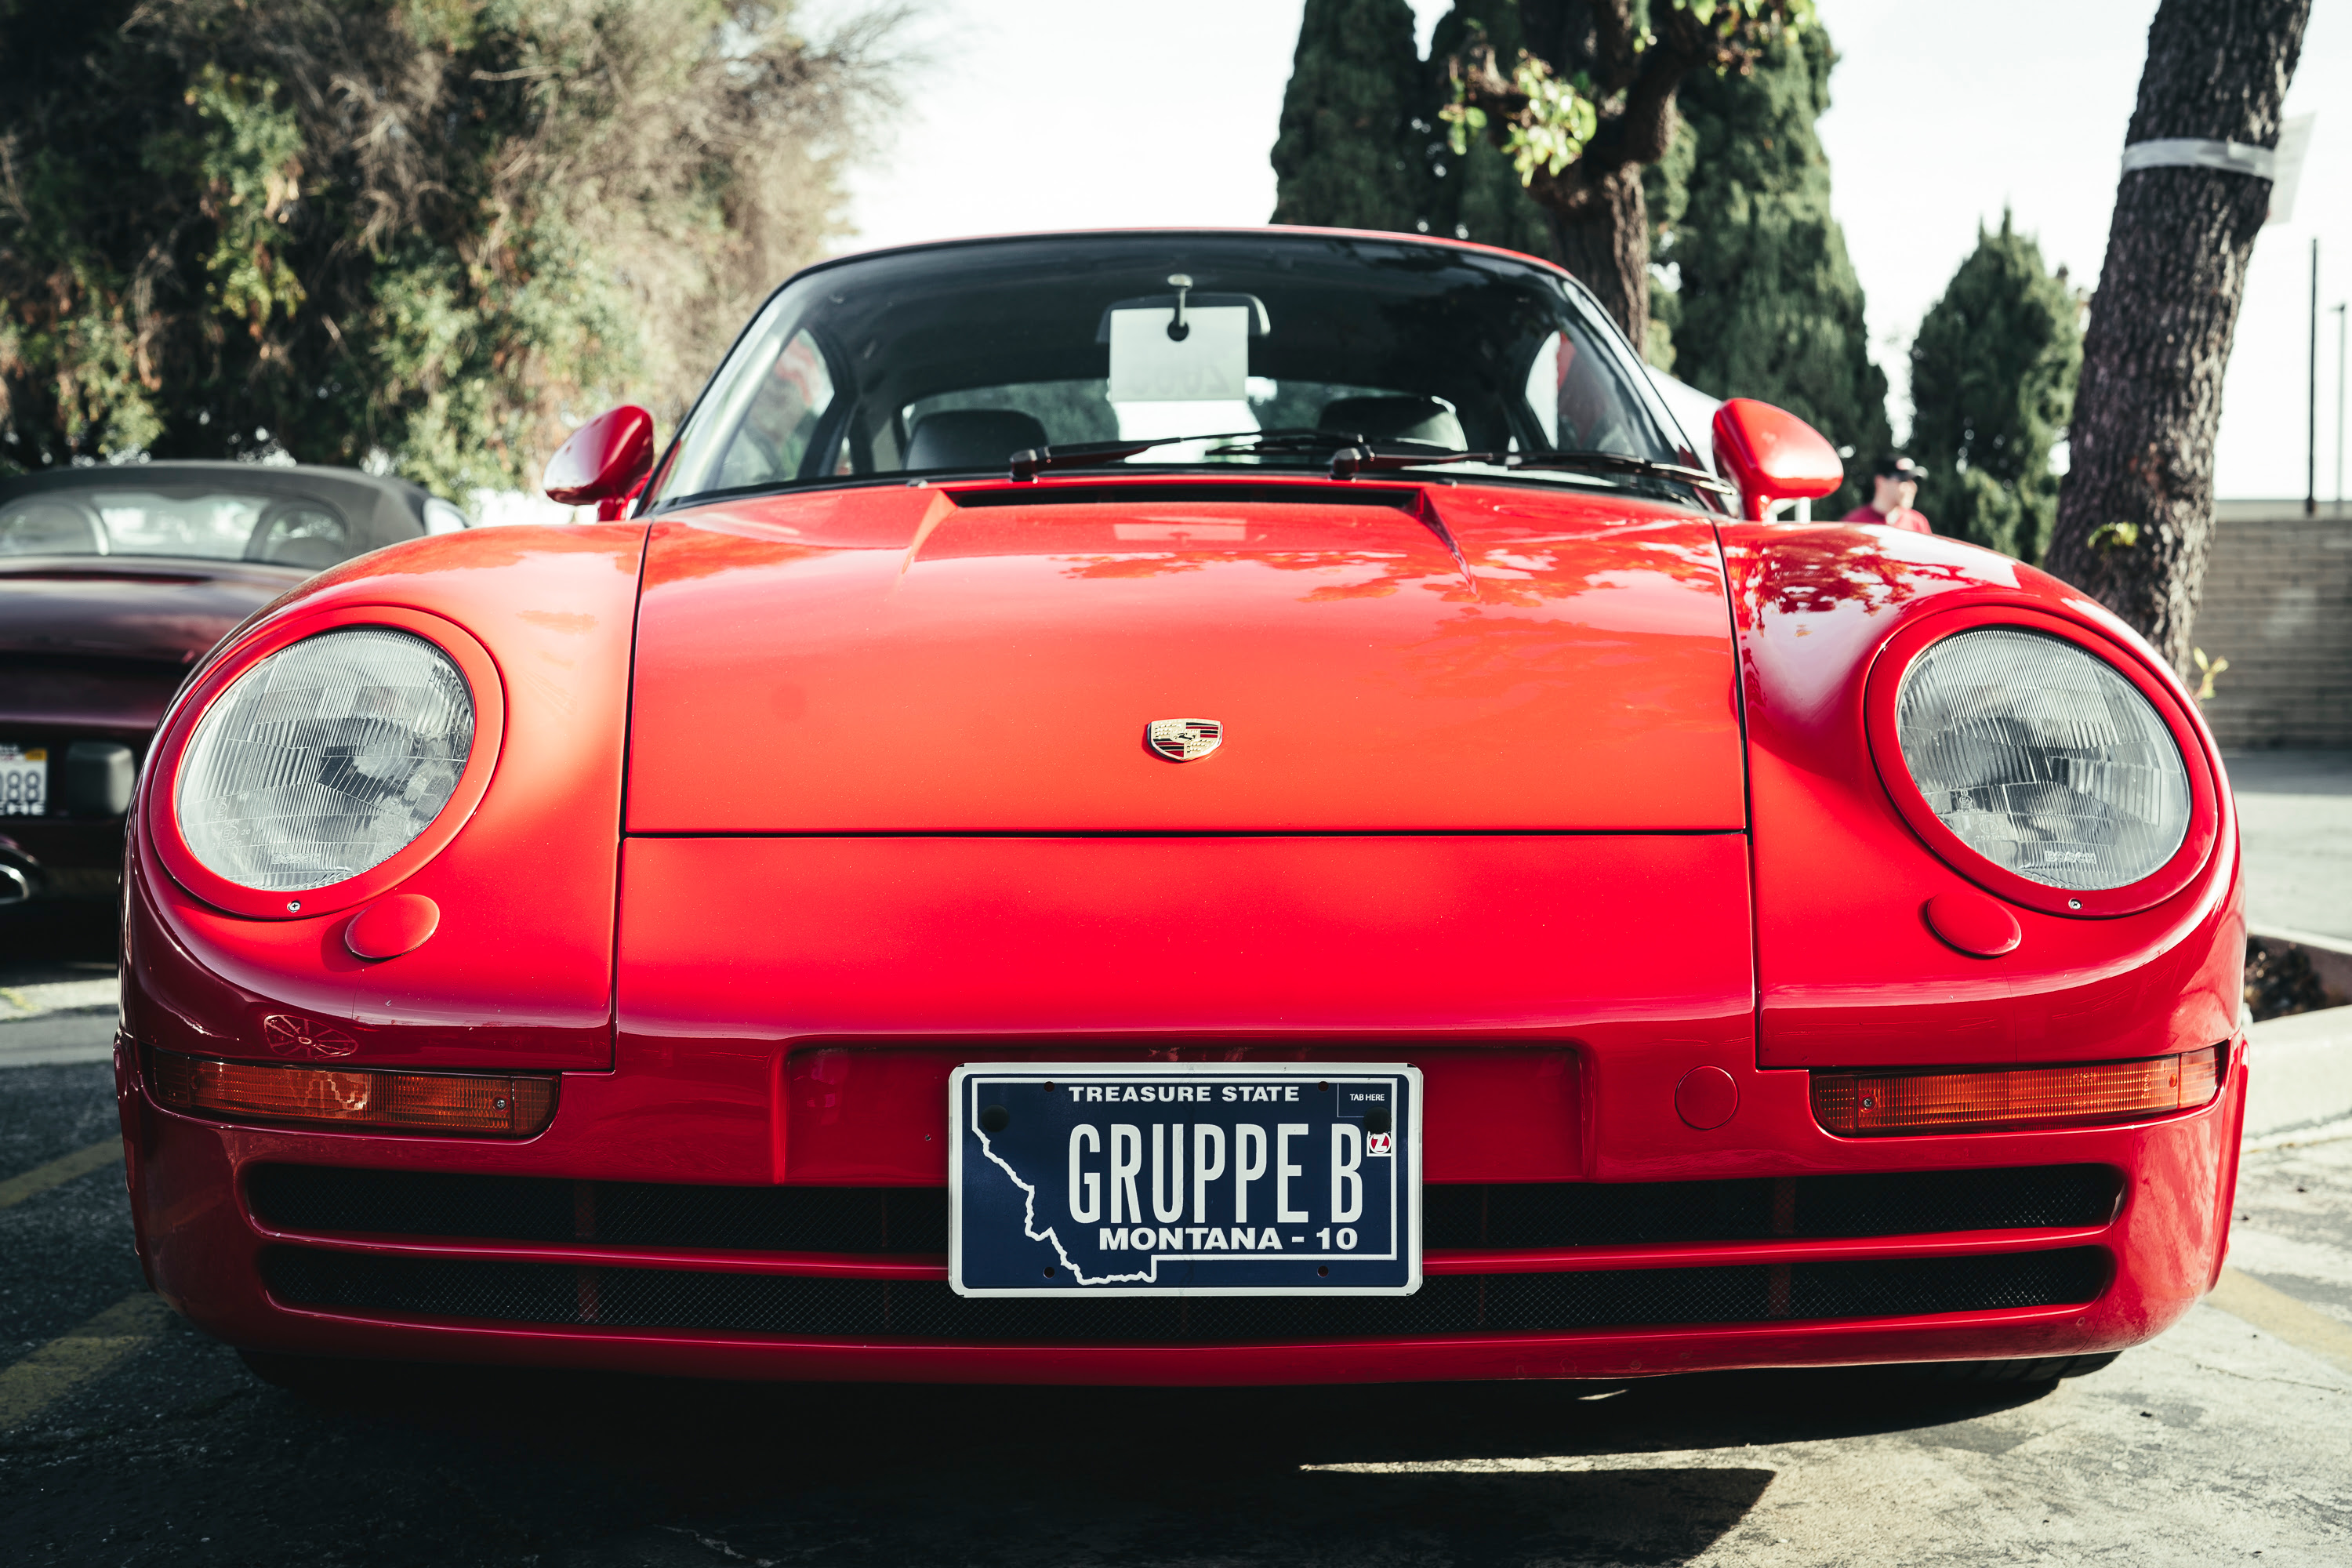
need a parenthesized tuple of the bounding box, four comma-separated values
(1108, 306, 1249, 403)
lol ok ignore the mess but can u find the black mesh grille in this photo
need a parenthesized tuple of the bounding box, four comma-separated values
(1421, 1166, 2119, 1249)
(1791, 1165, 2119, 1239)
(247, 1164, 2117, 1256)
(261, 1247, 2106, 1341)
(246, 1165, 949, 1254)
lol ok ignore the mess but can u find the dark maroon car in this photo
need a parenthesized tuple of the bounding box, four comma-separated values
(1, 463, 468, 916)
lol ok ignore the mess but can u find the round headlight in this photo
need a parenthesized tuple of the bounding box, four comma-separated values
(1895, 627, 2190, 891)
(176, 627, 475, 891)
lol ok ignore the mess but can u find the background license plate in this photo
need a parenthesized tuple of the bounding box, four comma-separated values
(950, 1062, 1421, 1297)
(0, 746, 45, 817)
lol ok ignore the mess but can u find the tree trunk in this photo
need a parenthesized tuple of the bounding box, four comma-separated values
(2042, 0, 2311, 673)
(1549, 166, 1649, 349)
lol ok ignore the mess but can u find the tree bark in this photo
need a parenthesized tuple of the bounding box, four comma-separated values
(1548, 169, 1648, 343)
(2042, 0, 2311, 672)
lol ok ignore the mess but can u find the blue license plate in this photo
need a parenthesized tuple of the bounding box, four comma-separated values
(949, 1062, 1421, 1297)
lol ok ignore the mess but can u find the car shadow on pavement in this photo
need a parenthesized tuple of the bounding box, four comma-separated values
(0, 902, 117, 967)
(243, 1359, 2060, 1566)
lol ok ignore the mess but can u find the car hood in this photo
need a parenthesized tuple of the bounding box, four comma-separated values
(626, 479, 1744, 831)
(0, 556, 303, 664)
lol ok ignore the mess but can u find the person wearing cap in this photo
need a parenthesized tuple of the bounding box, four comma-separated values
(1842, 456, 1935, 535)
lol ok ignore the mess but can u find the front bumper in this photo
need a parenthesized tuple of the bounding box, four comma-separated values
(0, 816, 125, 902)
(116, 1033, 2248, 1386)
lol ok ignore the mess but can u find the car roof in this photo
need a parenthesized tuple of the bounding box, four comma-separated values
(796, 225, 1577, 289)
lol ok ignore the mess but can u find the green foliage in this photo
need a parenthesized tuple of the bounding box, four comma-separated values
(1441, 49, 1598, 183)
(1421, 6, 1556, 257)
(1907, 212, 2083, 561)
(1439, 2, 1817, 201)
(1648, 23, 1889, 513)
(1271, 0, 1869, 411)
(1269, 0, 1431, 231)
(0, 0, 900, 492)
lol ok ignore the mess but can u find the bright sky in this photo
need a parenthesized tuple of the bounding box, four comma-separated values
(815, 0, 2349, 503)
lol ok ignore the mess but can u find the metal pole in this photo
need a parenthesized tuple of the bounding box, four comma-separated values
(2336, 301, 2347, 517)
(2310, 238, 2321, 517)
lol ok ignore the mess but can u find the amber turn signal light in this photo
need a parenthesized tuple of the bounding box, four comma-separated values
(151, 1051, 556, 1137)
(1812, 1047, 2220, 1137)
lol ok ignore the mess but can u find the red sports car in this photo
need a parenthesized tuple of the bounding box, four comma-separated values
(117, 230, 2244, 1388)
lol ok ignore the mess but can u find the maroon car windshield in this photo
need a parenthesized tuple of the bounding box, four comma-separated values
(0, 487, 360, 570)
(652, 231, 1696, 506)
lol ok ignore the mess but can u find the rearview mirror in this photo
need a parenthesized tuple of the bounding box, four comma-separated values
(543, 406, 655, 519)
(1711, 398, 1843, 521)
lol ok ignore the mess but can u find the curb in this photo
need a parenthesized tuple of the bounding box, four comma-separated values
(2245, 1007, 2352, 1138)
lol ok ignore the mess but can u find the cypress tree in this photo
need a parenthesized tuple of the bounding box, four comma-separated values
(1269, 0, 1428, 230)
(1649, 24, 1891, 514)
(1907, 213, 2084, 561)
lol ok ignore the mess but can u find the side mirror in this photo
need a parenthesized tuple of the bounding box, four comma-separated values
(1711, 398, 1843, 521)
(543, 406, 655, 520)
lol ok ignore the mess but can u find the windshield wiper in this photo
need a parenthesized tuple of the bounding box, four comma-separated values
(1328, 444, 1734, 495)
(1001, 430, 1728, 497)
(1005, 428, 1360, 480)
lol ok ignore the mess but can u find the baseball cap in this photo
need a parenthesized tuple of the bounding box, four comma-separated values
(1874, 456, 1928, 481)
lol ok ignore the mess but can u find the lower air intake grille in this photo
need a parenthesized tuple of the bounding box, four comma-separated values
(245, 1165, 949, 1253)
(1423, 1165, 2120, 1248)
(261, 1247, 2106, 1341)
(244, 1164, 2118, 1254)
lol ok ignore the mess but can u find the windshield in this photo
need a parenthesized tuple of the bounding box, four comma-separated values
(652, 232, 1697, 507)
(0, 488, 360, 569)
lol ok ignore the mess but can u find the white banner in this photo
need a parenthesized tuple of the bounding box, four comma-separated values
(2121, 114, 2316, 225)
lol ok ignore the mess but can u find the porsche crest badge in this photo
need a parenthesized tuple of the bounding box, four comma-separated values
(1145, 718, 1224, 762)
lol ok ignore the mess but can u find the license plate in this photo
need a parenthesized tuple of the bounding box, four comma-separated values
(949, 1062, 1421, 1297)
(0, 746, 45, 817)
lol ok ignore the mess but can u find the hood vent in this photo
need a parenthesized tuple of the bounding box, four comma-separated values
(946, 481, 1421, 510)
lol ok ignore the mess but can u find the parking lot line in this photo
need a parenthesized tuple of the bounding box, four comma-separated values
(0, 1137, 122, 1210)
(2208, 1266, 2352, 1377)
(0, 1292, 169, 1432)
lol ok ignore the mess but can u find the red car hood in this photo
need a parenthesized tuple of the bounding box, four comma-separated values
(626, 479, 1743, 831)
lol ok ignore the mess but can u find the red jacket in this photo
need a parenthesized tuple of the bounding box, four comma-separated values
(1842, 503, 1933, 535)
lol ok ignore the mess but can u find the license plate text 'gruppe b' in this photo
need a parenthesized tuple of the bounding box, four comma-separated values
(949, 1063, 1422, 1297)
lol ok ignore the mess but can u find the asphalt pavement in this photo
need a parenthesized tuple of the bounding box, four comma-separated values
(2, 1062, 2349, 1564)
(2226, 749, 2352, 945)
(4, 753, 2349, 1565)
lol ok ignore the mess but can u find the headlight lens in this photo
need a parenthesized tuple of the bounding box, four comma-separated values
(176, 627, 475, 891)
(1895, 627, 2190, 891)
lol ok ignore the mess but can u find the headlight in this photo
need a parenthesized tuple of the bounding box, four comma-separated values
(176, 627, 475, 891)
(1894, 627, 2190, 891)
